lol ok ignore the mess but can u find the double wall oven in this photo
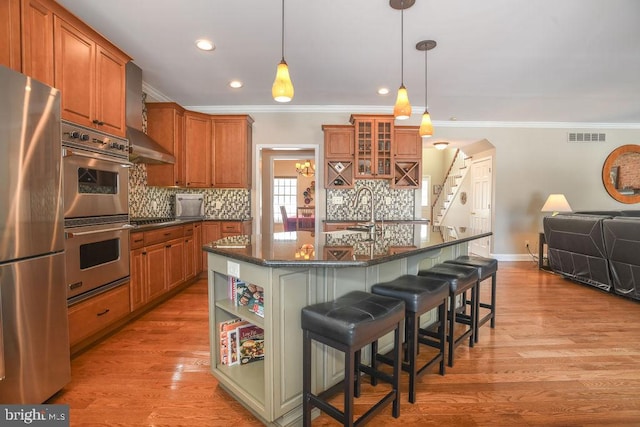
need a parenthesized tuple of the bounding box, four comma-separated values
(62, 121, 132, 303)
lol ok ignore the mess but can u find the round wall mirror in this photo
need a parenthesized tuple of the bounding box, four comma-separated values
(602, 144, 640, 203)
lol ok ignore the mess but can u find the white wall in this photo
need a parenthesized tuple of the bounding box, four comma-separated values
(239, 110, 640, 256)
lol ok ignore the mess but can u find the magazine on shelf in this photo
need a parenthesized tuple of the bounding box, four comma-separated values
(219, 318, 248, 365)
(236, 323, 265, 365)
(236, 282, 264, 313)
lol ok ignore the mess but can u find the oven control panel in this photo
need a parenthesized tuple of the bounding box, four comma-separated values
(61, 121, 129, 160)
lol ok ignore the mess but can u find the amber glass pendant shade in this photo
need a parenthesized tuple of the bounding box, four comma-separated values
(419, 110, 433, 137)
(272, 59, 294, 103)
(394, 85, 411, 120)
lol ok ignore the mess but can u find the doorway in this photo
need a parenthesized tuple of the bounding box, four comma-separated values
(259, 148, 317, 236)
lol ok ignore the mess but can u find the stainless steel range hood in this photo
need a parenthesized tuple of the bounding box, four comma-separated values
(126, 62, 175, 164)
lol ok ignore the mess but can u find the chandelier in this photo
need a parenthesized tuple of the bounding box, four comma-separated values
(295, 244, 315, 260)
(296, 160, 315, 177)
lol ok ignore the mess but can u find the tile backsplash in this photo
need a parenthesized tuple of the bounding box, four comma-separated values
(326, 180, 415, 221)
(129, 95, 251, 219)
(128, 164, 251, 219)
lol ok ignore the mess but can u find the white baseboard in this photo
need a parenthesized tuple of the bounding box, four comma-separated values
(491, 253, 537, 262)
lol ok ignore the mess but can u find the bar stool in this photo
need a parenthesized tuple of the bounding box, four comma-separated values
(301, 290, 405, 426)
(418, 263, 479, 367)
(445, 255, 498, 342)
(370, 275, 449, 403)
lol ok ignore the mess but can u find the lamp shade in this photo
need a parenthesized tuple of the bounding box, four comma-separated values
(393, 85, 411, 120)
(419, 110, 433, 137)
(541, 194, 572, 216)
(272, 59, 294, 102)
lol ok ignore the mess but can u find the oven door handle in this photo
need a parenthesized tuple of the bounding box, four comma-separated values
(65, 224, 134, 238)
(63, 148, 132, 167)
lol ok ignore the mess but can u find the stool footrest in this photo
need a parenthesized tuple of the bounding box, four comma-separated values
(309, 381, 398, 427)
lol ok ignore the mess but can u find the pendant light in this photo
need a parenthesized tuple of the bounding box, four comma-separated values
(416, 40, 436, 137)
(390, 0, 414, 120)
(272, 0, 294, 102)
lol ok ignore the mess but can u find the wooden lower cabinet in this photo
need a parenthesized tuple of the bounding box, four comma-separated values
(68, 283, 130, 347)
(201, 221, 221, 271)
(201, 220, 252, 271)
(145, 242, 169, 300)
(194, 222, 203, 275)
(130, 223, 198, 312)
(166, 238, 185, 289)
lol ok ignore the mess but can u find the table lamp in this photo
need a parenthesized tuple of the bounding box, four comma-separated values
(541, 194, 572, 216)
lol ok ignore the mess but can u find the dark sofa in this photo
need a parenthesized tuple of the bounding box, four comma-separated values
(543, 211, 640, 301)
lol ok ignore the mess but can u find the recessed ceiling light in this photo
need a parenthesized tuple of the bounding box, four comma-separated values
(195, 39, 215, 51)
(229, 80, 243, 89)
(378, 88, 390, 95)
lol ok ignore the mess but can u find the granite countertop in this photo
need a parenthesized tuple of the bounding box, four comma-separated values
(130, 217, 252, 232)
(203, 223, 490, 268)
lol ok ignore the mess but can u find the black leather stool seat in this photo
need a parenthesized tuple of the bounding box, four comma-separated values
(445, 255, 498, 342)
(370, 275, 449, 403)
(371, 275, 449, 313)
(418, 263, 479, 367)
(446, 256, 497, 281)
(301, 290, 405, 349)
(301, 291, 404, 426)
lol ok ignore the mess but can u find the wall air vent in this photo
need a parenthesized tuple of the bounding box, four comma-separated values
(568, 132, 606, 142)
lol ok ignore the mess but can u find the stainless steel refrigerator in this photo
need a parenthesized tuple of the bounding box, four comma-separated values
(0, 65, 71, 403)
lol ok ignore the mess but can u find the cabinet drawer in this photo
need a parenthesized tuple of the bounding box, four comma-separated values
(144, 225, 184, 246)
(184, 223, 194, 236)
(220, 222, 242, 234)
(130, 232, 145, 249)
(68, 283, 130, 346)
(324, 222, 357, 232)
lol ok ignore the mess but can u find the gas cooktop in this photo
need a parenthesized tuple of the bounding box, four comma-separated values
(129, 217, 179, 226)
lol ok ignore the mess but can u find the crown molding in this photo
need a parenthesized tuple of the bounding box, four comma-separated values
(142, 82, 173, 102)
(144, 98, 640, 129)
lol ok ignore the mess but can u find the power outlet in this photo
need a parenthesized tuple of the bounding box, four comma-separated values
(385, 196, 392, 205)
(332, 196, 343, 205)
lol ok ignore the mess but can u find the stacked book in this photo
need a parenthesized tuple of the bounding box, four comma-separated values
(219, 319, 264, 366)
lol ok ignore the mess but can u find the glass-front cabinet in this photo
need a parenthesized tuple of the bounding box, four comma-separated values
(350, 115, 393, 178)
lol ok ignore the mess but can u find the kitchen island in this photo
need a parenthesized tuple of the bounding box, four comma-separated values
(204, 224, 491, 426)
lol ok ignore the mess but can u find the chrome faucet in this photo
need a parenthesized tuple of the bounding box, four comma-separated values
(352, 186, 376, 230)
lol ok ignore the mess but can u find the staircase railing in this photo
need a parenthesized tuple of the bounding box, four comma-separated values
(431, 150, 470, 226)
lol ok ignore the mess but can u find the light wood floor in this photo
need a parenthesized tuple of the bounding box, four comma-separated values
(50, 262, 640, 426)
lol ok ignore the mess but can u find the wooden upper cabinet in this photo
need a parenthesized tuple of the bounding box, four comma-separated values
(146, 102, 186, 187)
(20, 0, 54, 86)
(55, 16, 95, 126)
(323, 124, 354, 159)
(211, 115, 253, 188)
(94, 45, 126, 136)
(184, 111, 212, 188)
(1, 0, 22, 73)
(54, 15, 128, 137)
(392, 125, 422, 189)
(350, 114, 394, 178)
(394, 126, 422, 158)
(323, 124, 355, 189)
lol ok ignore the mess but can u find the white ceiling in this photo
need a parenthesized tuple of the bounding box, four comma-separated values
(56, 0, 640, 124)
